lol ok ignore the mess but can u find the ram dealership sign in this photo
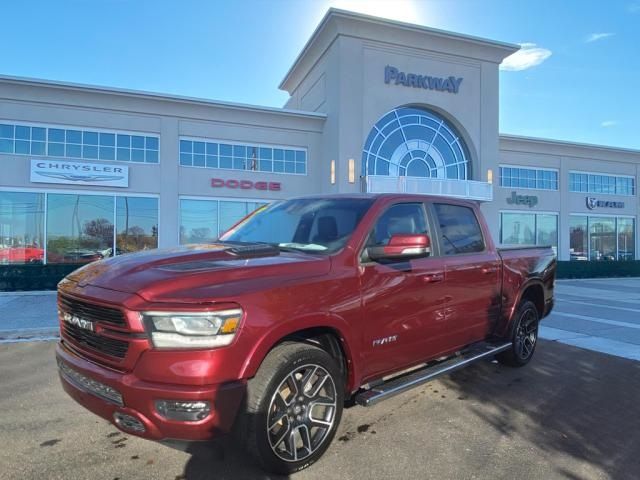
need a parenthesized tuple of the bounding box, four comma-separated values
(384, 65, 463, 94)
(586, 197, 624, 209)
(30, 160, 129, 187)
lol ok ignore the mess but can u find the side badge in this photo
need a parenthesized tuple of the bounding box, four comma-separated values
(372, 335, 398, 347)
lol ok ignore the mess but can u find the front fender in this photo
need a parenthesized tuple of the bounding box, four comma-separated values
(238, 312, 361, 393)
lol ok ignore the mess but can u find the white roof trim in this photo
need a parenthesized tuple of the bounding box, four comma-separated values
(499, 133, 640, 156)
(0, 74, 326, 120)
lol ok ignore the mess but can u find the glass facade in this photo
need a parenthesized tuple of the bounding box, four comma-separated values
(499, 166, 558, 190)
(116, 197, 159, 254)
(179, 139, 307, 174)
(0, 122, 159, 163)
(1, 191, 157, 264)
(362, 107, 469, 179)
(500, 212, 558, 248)
(47, 194, 115, 263)
(569, 215, 635, 261)
(180, 198, 267, 244)
(0, 192, 45, 264)
(569, 172, 635, 196)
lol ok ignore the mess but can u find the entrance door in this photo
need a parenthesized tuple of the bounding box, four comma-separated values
(359, 202, 449, 380)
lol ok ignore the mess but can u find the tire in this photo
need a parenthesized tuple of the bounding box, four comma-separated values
(497, 300, 540, 367)
(236, 342, 344, 475)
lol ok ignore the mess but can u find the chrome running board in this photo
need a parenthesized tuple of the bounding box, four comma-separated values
(355, 340, 511, 407)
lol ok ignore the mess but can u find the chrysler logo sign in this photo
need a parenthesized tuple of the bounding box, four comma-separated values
(30, 160, 129, 187)
(62, 311, 95, 332)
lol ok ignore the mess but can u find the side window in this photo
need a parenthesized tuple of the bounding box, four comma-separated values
(433, 203, 485, 255)
(367, 203, 428, 247)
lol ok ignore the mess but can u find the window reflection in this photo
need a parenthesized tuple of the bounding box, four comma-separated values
(219, 201, 265, 236)
(180, 199, 219, 245)
(570, 215, 634, 261)
(569, 217, 588, 261)
(116, 197, 158, 254)
(589, 217, 616, 261)
(180, 199, 267, 245)
(500, 212, 558, 252)
(362, 107, 468, 180)
(501, 213, 535, 245)
(0, 192, 45, 264)
(618, 218, 635, 261)
(179, 139, 306, 174)
(0, 122, 159, 163)
(46, 194, 114, 264)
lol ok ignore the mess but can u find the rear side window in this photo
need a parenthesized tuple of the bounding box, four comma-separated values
(433, 203, 485, 255)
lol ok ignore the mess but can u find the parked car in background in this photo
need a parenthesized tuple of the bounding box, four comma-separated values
(0, 245, 44, 264)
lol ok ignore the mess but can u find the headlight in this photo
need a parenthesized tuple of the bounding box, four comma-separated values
(142, 308, 243, 349)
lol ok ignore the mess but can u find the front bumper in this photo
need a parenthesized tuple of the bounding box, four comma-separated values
(56, 342, 246, 441)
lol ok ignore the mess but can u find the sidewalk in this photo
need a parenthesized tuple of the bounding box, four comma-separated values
(0, 291, 58, 341)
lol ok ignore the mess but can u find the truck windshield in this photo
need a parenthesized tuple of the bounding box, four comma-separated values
(219, 198, 374, 254)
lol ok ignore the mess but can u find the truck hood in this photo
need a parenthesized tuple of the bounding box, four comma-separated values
(64, 243, 331, 304)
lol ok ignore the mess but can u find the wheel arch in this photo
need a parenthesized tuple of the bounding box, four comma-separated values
(519, 281, 545, 319)
(240, 315, 360, 393)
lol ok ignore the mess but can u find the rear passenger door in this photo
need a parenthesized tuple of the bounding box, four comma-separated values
(431, 203, 501, 348)
(359, 202, 449, 379)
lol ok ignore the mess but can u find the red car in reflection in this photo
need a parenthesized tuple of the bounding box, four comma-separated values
(0, 246, 44, 264)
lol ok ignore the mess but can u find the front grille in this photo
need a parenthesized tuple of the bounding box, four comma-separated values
(58, 294, 126, 327)
(62, 323, 129, 358)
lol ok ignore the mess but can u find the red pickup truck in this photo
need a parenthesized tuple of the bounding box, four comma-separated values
(56, 194, 555, 474)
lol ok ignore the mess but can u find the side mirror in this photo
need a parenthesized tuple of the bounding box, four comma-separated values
(367, 234, 431, 261)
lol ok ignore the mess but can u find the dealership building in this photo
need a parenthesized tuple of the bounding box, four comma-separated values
(1, 8, 639, 277)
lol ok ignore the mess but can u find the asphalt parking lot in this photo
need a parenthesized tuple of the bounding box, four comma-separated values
(1, 340, 639, 480)
(1, 278, 639, 480)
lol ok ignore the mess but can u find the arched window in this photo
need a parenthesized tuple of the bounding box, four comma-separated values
(362, 106, 469, 180)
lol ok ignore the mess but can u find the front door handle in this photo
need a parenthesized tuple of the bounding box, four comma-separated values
(481, 267, 498, 274)
(422, 273, 444, 283)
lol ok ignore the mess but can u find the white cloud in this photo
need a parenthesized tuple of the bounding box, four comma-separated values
(500, 43, 552, 71)
(585, 32, 615, 43)
(601, 120, 618, 127)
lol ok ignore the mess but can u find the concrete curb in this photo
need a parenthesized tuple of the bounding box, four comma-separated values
(0, 327, 59, 343)
(0, 290, 57, 297)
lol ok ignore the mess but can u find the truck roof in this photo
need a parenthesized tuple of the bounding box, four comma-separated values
(288, 192, 480, 207)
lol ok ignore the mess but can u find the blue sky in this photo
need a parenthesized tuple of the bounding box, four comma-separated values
(3, 0, 639, 149)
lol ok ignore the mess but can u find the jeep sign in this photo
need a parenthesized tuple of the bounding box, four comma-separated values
(506, 191, 538, 208)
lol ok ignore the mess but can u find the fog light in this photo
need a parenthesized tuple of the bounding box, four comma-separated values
(113, 412, 146, 433)
(155, 400, 211, 422)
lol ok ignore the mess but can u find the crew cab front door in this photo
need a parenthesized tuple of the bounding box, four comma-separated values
(358, 202, 449, 381)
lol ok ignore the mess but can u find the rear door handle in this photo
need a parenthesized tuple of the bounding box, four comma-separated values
(422, 273, 444, 283)
(481, 267, 498, 274)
